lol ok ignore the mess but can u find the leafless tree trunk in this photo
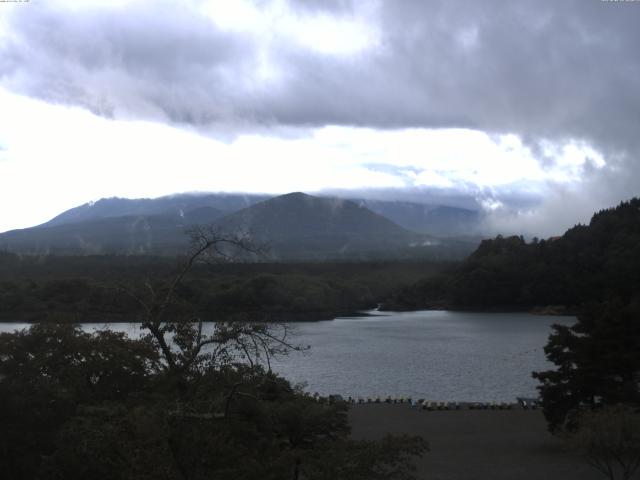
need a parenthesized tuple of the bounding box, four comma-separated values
(119, 225, 306, 382)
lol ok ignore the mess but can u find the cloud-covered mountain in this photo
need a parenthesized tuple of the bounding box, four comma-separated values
(353, 199, 481, 237)
(42, 194, 270, 228)
(0, 192, 480, 259)
(214, 192, 418, 259)
(0, 194, 265, 255)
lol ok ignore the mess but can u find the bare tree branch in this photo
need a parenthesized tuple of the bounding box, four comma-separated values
(116, 224, 301, 383)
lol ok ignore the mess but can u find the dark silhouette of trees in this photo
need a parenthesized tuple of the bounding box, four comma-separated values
(533, 301, 640, 433)
(0, 323, 160, 479)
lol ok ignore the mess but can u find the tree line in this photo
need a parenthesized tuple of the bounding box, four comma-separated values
(0, 252, 445, 322)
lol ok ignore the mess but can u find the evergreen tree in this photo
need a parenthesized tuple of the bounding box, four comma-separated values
(533, 300, 640, 432)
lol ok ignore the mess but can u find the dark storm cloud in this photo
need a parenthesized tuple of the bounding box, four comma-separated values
(4, 1, 639, 142)
(5, 0, 636, 138)
(2, 0, 640, 232)
(2, 1, 252, 121)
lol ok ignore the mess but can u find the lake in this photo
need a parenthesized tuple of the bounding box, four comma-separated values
(0, 310, 574, 402)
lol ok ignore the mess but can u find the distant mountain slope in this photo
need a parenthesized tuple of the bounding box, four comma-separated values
(215, 192, 424, 259)
(388, 197, 640, 310)
(0, 213, 207, 255)
(38, 192, 483, 237)
(0, 192, 416, 257)
(0, 193, 270, 255)
(0, 192, 480, 259)
(352, 199, 482, 236)
(43, 193, 270, 228)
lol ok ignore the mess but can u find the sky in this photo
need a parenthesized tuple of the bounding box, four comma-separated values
(1, 0, 639, 236)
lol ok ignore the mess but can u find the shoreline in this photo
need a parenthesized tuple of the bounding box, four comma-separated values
(380, 303, 579, 316)
(0, 303, 580, 324)
(0, 308, 369, 324)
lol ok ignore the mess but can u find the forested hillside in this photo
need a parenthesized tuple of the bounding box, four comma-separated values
(389, 198, 640, 311)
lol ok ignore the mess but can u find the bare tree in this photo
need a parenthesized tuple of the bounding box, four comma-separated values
(120, 226, 305, 384)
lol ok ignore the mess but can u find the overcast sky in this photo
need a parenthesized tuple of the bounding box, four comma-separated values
(1, 0, 639, 235)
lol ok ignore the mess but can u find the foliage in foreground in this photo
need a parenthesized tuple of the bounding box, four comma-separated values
(0, 323, 427, 480)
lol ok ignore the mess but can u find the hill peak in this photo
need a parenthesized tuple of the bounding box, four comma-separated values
(268, 192, 352, 206)
(272, 192, 328, 204)
(281, 192, 310, 199)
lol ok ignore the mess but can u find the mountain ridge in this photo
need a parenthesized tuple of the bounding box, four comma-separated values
(0, 192, 481, 259)
(16, 192, 482, 236)
(42, 193, 271, 228)
(213, 192, 421, 260)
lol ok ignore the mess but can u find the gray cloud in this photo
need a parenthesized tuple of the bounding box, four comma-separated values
(2, 1, 252, 121)
(2, 0, 640, 233)
(7, 1, 638, 138)
(322, 182, 543, 215)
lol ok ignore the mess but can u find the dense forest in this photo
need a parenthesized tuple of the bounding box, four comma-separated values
(388, 198, 640, 311)
(0, 253, 447, 322)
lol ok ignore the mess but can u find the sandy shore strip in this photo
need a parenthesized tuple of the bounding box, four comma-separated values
(348, 404, 602, 480)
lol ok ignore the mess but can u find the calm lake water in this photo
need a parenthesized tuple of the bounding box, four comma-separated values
(0, 310, 575, 402)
